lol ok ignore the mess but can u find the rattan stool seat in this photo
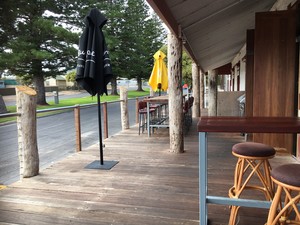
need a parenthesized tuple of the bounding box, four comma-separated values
(233, 142, 276, 157)
(271, 164, 300, 187)
(266, 163, 300, 225)
(229, 142, 276, 225)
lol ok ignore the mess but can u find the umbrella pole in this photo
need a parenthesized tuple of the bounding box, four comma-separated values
(84, 93, 118, 170)
(97, 93, 104, 165)
(157, 83, 162, 96)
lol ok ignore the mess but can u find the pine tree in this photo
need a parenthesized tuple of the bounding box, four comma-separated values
(120, 0, 166, 91)
(0, 0, 79, 105)
(96, 0, 166, 94)
(96, 0, 126, 95)
(0, 0, 166, 102)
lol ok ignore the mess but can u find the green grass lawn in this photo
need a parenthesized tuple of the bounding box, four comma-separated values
(1, 89, 150, 124)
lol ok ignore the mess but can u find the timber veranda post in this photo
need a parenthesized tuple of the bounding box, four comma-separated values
(16, 86, 39, 178)
(192, 63, 200, 118)
(200, 71, 205, 110)
(208, 69, 217, 116)
(168, 33, 184, 153)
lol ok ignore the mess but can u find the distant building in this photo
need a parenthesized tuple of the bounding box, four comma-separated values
(0, 79, 18, 88)
(45, 75, 74, 90)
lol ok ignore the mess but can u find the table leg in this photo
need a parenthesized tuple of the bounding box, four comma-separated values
(199, 132, 208, 224)
(147, 102, 150, 137)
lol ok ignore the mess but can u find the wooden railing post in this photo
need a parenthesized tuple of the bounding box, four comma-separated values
(16, 86, 39, 178)
(136, 97, 139, 124)
(103, 102, 108, 139)
(74, 105, 81, 152)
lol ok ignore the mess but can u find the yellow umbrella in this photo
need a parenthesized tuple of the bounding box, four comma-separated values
(148, 50, 168, 94)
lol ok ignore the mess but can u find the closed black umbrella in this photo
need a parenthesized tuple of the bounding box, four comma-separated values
(76, 8, 112, 96)
(76, 8, 117, 169)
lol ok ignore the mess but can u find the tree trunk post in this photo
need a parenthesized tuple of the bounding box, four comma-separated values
(150, 88, 155, 97)
(120, 87, 129, 130)
(200, 71, 205, 109)
(208, 70, 218, 116)
(168, 33, 184, 153)
(192, 63, 200, 118)
(16, 86, 39, 178)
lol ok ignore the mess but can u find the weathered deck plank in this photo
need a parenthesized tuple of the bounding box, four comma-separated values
(0, 119, 298, 225)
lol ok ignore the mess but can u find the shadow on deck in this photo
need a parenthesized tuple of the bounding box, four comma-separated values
(0, 118, 298, 225)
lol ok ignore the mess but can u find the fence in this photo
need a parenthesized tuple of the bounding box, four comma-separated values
(0, 97, 142, 152)
(0, 93, 146, 183)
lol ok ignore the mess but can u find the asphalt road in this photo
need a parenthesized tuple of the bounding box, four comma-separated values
(0, 97, 139, 185)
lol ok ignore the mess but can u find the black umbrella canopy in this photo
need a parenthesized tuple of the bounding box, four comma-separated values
(76, 9, 117, 168)
(76, 8, 113, 96)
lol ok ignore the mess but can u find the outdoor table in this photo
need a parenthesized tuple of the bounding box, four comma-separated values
(197, 116, 300, 225)
(144, 95, 169, 137)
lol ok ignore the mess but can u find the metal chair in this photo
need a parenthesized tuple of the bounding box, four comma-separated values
(138, 100, 155, 135)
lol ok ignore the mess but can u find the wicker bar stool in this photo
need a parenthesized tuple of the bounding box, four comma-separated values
(266, 164, 300, 225)
(229, 142, 276, 225)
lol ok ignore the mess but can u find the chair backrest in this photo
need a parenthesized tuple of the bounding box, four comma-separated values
(183, 100, 189, 112)
(189, 96, 194, 108)
(138, 101, 147, 110)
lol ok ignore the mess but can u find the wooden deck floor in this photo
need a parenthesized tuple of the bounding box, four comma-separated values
(0, 119, 298, 225)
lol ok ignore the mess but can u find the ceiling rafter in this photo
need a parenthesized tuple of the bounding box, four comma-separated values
(183, 0, 245, 31)
(147, 0, 279, 72)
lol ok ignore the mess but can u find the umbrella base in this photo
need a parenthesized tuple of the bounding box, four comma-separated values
(85, 160, 119, 170)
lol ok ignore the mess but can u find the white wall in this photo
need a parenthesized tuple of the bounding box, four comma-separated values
(231, 45, 246, 91)
(271, 0, 297, 10)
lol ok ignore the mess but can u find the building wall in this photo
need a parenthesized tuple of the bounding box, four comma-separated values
(217, 91, 245, 116)
(45, 77, 75, 90)
(230, 0, 298, 92)
(271, 0, 298, 10)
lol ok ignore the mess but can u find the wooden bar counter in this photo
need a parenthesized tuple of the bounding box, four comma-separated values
(197, 116, 300, 225)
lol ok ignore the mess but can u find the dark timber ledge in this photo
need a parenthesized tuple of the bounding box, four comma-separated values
(198, 116, 300, 133)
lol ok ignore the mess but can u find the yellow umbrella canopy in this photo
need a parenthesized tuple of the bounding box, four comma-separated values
(148, 50, 168, 92)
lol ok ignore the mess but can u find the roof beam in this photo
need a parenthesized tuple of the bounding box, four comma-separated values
(147, 0, 200, 67)
(184, 0, 245, 31)
(146, 0, 179, 37)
